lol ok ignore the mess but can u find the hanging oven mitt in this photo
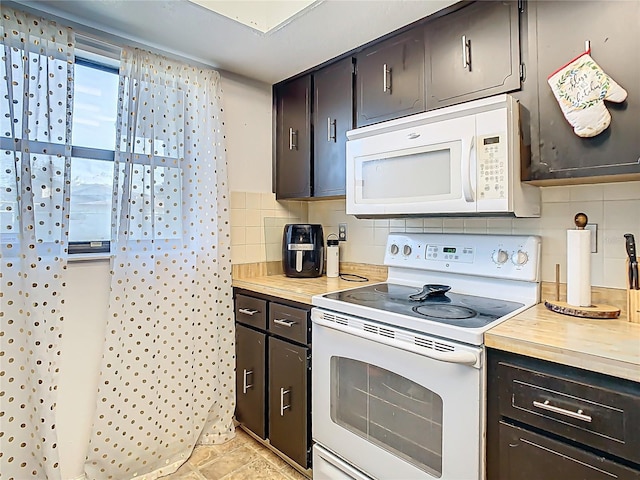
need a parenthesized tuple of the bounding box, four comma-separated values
(547, 50, 627, 138)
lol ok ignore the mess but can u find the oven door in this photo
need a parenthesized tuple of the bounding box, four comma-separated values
(312, 309, 484, 480)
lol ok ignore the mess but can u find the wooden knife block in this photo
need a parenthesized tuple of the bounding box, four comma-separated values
(627, 259, 640, 323)
(628, 287, 640, 323)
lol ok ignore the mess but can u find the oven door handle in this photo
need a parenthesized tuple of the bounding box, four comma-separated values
(313, 315, 480, 366)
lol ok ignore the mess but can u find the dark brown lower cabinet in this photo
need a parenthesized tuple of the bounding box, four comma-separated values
(498, 421, 640, 480)
(233, 288, 312, 470)
(268, 337, 310, 468)
(235, 324, 266, 439)
(487, 349, 640, 480)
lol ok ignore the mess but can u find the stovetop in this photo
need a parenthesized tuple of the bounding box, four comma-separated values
(323, 283, 524, 329)
(312, 233, 541, 346)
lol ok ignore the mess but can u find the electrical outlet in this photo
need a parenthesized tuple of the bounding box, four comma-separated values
(586, 223, 597, 253)
(338, 223, 347, 241)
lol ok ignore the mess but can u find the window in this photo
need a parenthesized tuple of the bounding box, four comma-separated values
(0, 45, 120, 254)
(68, 58, 119, 253)
(2, 41, 184, 255)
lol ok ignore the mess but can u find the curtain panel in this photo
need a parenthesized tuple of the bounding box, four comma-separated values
(84, 48, 235, 480)
(1, 8, 74, 480)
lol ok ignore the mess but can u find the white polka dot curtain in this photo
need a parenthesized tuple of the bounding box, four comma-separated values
(83, 48, 235, 479)
(1, 8, 74, 480)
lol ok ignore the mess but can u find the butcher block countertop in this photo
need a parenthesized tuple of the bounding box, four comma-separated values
(486, 303, 640, 383)
(233, 264, 639, 383)
(232, 263, 387, 305)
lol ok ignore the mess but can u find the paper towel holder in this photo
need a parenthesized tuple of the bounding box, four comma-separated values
(543, 212, 621, 319)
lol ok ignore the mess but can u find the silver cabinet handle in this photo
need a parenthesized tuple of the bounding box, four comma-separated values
(238, 308, 259, 316)
(289, 127, 298, 150)
(382, 63, 391, 93)
(327, 117, 336, 142)
(462, 35, 470, 70)
(242, 369, 253, 394)
(273, 318, 296, 328)
(280, 387, 291, 416)
(533, 400, 592, 423)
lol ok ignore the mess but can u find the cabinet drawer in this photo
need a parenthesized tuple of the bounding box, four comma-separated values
(498, 421, 640, 480)
(498, 362, 640, 464)
(269, 303, 310, 344)
(235, 294, 267, 330)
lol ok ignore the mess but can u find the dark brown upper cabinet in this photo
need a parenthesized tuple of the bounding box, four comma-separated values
(313, 58, 353, 198)
(275, 75, 311, 199)
(355, 29, 426, 127)
(425, 1, 521, 110)
(526, 0, 640, 183)
(275, 60, 353, 200)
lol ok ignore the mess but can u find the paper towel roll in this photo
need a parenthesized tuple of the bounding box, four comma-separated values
(567, 229, 591, 307)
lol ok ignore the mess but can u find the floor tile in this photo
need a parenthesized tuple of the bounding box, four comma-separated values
(199, 445, 259, 480)
(222, 458, 290, 480)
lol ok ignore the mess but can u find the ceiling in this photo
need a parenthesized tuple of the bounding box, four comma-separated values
(12, 0, 457, 84)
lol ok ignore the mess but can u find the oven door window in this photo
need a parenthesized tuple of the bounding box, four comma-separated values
(330, 357, 443, 478)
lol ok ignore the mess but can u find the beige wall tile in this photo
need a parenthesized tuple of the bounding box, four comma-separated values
(569, 184, 604, 202)
(245, 209, 262, 227)
(246, 192, 261, 210)
(603, 181, 640, 201)
(245, 226, 263, 245)
(541, 186, 570, 203)
(230, 191, 246, 209)
(231, 226, 246, 246)
(230, 209, 246, 228)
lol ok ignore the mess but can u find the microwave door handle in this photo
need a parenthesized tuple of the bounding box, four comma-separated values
(462, 136, 475, 202)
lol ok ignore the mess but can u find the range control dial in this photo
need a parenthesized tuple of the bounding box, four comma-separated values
(511, 250, 529, 266)
(402, 245, 412, 256)
(390, 244, 399, 255)
(492, 249, 509, 265)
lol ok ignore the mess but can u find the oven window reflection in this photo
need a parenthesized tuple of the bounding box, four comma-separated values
(330, 357, 443, 477)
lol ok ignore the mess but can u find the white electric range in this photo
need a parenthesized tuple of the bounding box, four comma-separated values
(311, 233, 541, 480)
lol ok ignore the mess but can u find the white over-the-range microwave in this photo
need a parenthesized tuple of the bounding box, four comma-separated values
(346, 94, 540, 217)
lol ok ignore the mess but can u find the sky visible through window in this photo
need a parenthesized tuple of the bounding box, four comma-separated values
(68, 63, 119, 242)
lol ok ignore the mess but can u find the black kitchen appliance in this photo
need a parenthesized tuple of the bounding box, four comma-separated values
(283, 224, 324, 278)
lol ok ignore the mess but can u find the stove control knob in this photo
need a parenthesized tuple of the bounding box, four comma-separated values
(492, 249, 509, 265)
(402, 245, 412, 256)
(390, 244, 399, 255)
(511, 250, 529, 266)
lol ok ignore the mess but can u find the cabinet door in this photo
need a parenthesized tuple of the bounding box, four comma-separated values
(356, 29, 425, 127)
(498, 422, 640, 480)
(426, 1, 521, 110)
(275, 75, 311, 199)
(268, 337, 310, 468)
(235, 324, 266, 439)
(528, 1, 640, 182)
(314, 58, 353, 197)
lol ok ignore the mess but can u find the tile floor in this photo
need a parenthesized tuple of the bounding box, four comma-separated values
(163, 428, 310, 480)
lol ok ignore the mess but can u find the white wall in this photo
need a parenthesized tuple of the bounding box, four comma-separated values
(222, 73, 273, 193)
(56, 72, 273, 480)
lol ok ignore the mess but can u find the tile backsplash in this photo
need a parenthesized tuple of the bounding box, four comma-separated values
(230, 192, 307, 264)
(230, 181, 640, 289)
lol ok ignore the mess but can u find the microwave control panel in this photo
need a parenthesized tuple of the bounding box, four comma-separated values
(477, 134, 506, 200)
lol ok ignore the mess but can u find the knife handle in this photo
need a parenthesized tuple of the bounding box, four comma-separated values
(624, 233, 637, 261)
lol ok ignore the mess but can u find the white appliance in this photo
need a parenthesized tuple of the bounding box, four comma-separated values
(312, 233, 541, 480)
(346, 94, 540, 218)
